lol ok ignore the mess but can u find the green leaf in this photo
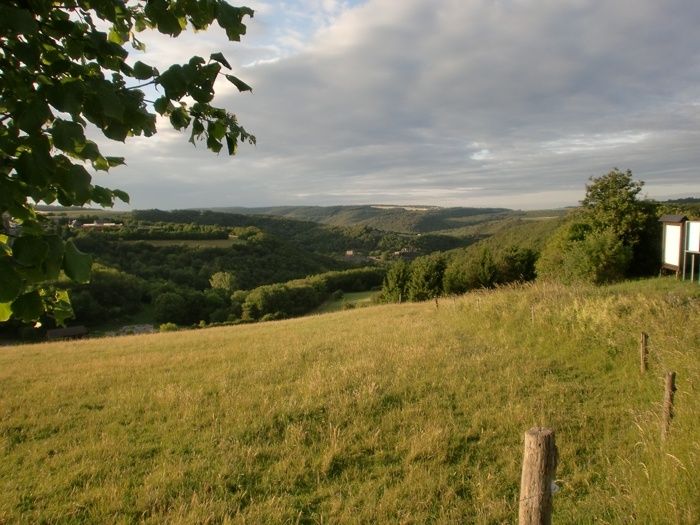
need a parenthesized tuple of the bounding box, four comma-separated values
(106, 156, 126, 167)
(78, 141, 101, 161)
(91, 185, 114, 206)
(0, 5, 38, 34)
(17, 98, 52, 132)
(206, 134, 223, 153)
(112, 189, 130, 203)
(43, 236, 65, 281)
(0, 258, 22, 302)
(225, 74, 252, 92)
(226, 134, 237, 155)
(51, 119, 86, 153)
(93, 156, 110, 171)
(158, 65, 188, 99)
(16, 150, 49, 186)
(0, 235, 10, 256)
(66, 165, 93, 203)
(169, 106, 191, 130)
(216, 3, 253, 41)
(154, 96, 171, 115)
(96, 85, 125, 122)
(47, 81, 84, 115)
(210, 52, 231, 69)
(133, 60, 156, 80)
(0, 302, 11, 323)
(13, 236, 49, 268)
(11, 291, 43, 322)
(52, 290, 74, 327)
(108, 28, 128, 45)
(63, 240, 92, 284)
(103, 122, 130, 142)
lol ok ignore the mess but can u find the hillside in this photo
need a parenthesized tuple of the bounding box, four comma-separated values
(204, 205, 514, 234)
(1, 279, 698, 523)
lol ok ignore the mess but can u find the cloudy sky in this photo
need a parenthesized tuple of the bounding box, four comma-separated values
(98, 0, 700, 210)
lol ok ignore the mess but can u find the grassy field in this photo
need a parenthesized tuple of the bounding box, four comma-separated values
(123, 239, 235, 248)
(314, 291, 380, 314)
(1, 278, 698, 523)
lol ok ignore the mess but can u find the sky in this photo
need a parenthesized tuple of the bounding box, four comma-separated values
(97, 0, 700, 210)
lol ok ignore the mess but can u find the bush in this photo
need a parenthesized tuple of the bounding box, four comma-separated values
(159, 323, 179, 332)
(154, 292, 188, 325)
(537, 170, 657, 284)
(537, 224, 632, 284)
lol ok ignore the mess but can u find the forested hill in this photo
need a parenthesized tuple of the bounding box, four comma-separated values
(201, 205, 512, 233)
(132, 209, 472, 254)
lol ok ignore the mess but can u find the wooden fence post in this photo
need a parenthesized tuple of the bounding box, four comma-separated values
(661, 372, 676, 441)
(519, 427, 557, 525)
(640, 332, 649, 373)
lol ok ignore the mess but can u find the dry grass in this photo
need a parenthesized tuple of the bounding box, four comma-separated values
(0, 278, 698, 523)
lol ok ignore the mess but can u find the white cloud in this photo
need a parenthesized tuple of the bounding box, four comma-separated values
(100, 0, 700, 210)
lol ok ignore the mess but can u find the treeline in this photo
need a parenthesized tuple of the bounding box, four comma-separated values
(96, 221, 229, 240)
(154, 267, 386, 326)
(381, 246, 537, 302)
(210, 205, 511, 234)
(380, 170, 688, 303)
(132, 209, 474, 255)
(73, 227, 342, 292)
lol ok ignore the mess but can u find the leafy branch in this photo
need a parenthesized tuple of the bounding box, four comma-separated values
(0, 0, 255, 324)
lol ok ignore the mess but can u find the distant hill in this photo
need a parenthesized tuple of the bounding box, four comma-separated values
(203, 205, 513, 233)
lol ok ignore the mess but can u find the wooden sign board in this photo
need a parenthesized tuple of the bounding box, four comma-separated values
(687, 221, 700, 253)
(663, 224, 682, 267)
(659, 215, 687, 272)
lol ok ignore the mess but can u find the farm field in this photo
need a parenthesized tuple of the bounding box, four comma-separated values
(0, 279, 698, 523)
(314, 290, 380, 314)
(123, 239, 236, 248)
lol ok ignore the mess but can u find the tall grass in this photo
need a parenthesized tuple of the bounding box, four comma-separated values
(0, 278, 698, 523)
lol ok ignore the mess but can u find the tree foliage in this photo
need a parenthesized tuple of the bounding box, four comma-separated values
(580, 168, 646, 245)
(1, 0, 255, 323)
(537, 169, 655, 284)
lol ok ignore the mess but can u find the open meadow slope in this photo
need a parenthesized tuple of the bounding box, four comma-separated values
(1, 279, 698, 523)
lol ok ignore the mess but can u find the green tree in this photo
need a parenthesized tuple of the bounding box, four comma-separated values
(381, 260, 411, 302)
(407, 254, 446, 301)
(209, 271, 238, 292)
(1, 0, 255, 324)
(153, 291, 188, 325)
(580, 168, 647, 245)
(537, 169, 653, 284)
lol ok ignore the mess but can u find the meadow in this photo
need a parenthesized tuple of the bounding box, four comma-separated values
(1, 278, 698, 523)
(313, 291, 380, 314)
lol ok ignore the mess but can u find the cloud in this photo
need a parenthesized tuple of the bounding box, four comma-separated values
(100, 0, 700, 209)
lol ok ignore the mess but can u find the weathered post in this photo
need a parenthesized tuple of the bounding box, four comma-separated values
(519, 427, 557, 525)
(435, 296, 439, 309)
(661, 372, 676, 441)
(639, 332, 649, 373)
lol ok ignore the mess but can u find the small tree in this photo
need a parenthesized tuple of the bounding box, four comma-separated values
(537, 169, 654, 284)
(580, 168, 647, 245)
(407, 254, 446, 301)
(209, 271, 238, 292)
(381, 260, 411, 302)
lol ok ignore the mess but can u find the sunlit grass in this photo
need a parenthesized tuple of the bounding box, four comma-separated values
(1, 278, 698, 523)
(313, 290, 380, 314)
